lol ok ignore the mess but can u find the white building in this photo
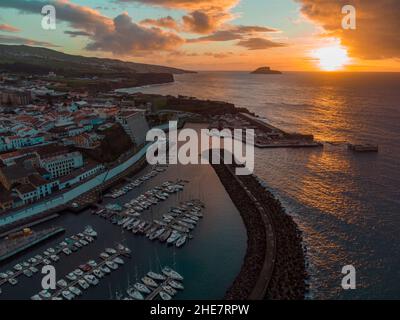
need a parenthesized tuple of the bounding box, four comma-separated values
(40, 151, 84, 179)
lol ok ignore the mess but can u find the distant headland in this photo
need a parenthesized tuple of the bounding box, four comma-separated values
(251, 67, 282, 75)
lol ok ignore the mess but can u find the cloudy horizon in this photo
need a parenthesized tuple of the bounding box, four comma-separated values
(0, 0, 399, 71)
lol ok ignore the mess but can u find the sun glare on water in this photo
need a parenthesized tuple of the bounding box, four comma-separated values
(312, 45, 350, 71)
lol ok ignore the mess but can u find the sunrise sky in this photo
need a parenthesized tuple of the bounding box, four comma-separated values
(0, 0, 399, 72)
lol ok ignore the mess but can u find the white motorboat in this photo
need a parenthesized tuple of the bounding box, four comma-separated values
(168, 280, 184, 290)
(69, 286, 82, 296)
(167, 231, 181, 245)
(74, 269, 84, 276)
(100, 265, 111, 274)
(84, 274, 99, 286)
(162, 267, 184, 281)
(147, 271, 166, 281)
(63, 248, 72, 255)
(93, 269, 104, 279)
(106, 261, 118, 270)
(142, 276, 158, 288)
(105, 248, 117, 255)
(78, 279, 90, 290)
(159, 291, 172, 301)
(57, 279, 68, 288)
(39, 290, 51, 299)
(66, 272, 77, 281)
(62, 290, 75, 300)
(100, 252, 110, 260)
(88, 260, 97, 268)
(134, 282, 151, 294)
(84, 226, 97, 237)
(127, 288, 144, 300)
(176, 235, 187, 248)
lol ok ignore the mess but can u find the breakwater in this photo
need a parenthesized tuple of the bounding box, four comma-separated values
(211, 158, 306, 300)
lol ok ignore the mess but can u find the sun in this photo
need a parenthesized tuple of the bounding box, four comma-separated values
(312, 45, 350, 71)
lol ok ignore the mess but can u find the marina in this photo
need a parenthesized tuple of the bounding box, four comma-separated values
(104, 165, 168, 199)
(31, 244, 131, 300)
(0, 128, 247, 300)
(0, 226, 98, 293)
(95, 180, 188, 220)
(97, 199, 204, 248)
(119, 266, 184, 301)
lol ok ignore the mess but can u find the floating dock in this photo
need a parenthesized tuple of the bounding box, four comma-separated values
(44, 246, 131, 300)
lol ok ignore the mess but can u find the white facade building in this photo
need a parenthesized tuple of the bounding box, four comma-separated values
(40, 151, 84, 179)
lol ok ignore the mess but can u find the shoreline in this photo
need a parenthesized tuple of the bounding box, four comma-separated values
(211, 155, 307, 300)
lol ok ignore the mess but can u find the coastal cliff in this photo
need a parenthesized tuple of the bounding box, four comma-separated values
(211, 158, 306, 300)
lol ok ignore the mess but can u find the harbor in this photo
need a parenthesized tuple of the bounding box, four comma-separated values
(120, 267, 185, 301)
(0, 125, 247, 300)
(94, 199, 205, 248)
(32, 244, 131, 300)
(0, 226, 98, 295)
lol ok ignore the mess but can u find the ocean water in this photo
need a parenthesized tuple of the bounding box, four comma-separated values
(128, 72, 400, 299)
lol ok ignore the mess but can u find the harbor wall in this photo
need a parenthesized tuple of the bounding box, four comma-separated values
(211, 153, 306, 300)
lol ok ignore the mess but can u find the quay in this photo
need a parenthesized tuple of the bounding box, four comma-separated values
(0, 214, 59, 239)
(0, 227, 97, 290)
(0, 227, 65, 263)
(238, 113, 322, 148)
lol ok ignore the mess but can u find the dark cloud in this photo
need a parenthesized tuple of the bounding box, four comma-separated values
(297, 0, 400, 59)
(0, 34, 58, 47)
(182, 10, 230, 34)
(236, 37, 286, 50)
(85, 13, 184, 54)
(188, 25, 278, 42)
(120, 0, 237, 34)
(140, 16, 179, 30)
(0, 24, 20, 32)
(0, 0, 184, 55)
(64, 30, 93, 37)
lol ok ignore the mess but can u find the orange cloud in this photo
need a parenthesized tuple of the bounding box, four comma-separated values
(118, 0, 239, 11)
(121, 0, 238, 34)
(140, 16, 179, 31)
(0, 24, 20, 32)
(237, 37, 286, 50)
(297, 0, 400, 59)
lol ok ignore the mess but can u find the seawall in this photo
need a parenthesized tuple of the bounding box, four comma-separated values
(211, 158, 306, 300)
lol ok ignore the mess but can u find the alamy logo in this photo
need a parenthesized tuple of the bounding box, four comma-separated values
(342, 5, 356, 30)
(146, 121, 255, 175)
(41, 265, 56, 290)
(41, 5, 56, 30)
(341, 265, 356, 290)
